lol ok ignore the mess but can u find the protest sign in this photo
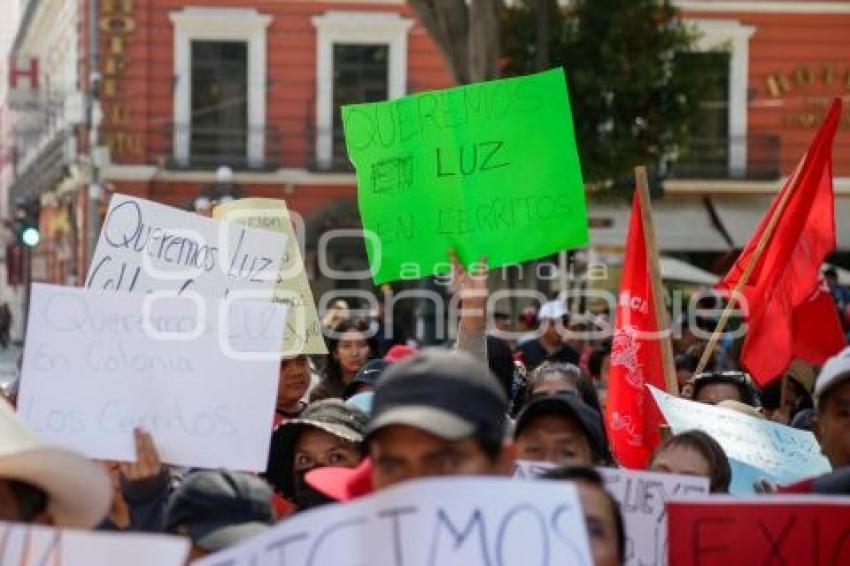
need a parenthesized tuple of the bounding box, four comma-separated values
(649, 385, 831, 494)
(343, 68, 588, 284)
(598, 467, 708, 566)
(0, 521, 188, 565)
(513, 460, 708, 566)
(213, 198, 327, 355)
(512, 459, 556, 479)
(86, 194, 285, 299)
(192, 477, 593, 566)
(18, 284, 286, 471)
(667, 497, 850, 566)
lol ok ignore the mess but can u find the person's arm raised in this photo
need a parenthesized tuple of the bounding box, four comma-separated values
(452, 253, 489, 364)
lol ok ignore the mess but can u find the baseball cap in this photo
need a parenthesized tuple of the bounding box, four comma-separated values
(538, 300, 569, 321)
(343, 359, 390, 399)
(514, 394, 610, 463)
(265, 399, 368, 499)
(366, 350, 508, 448)
(814, 346, 850, 408)
(384, 344, 416, 363)
(164, 470, 273, 552)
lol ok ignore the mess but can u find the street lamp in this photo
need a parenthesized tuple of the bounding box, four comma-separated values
(194, 165, 243, 212)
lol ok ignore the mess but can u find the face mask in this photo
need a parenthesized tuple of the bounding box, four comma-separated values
(292, 468, 336, 511)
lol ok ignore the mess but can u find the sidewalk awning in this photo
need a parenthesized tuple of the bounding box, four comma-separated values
(660, 256, 719, 285)
(710, 195, 850, 251)
(588, 196, 731, 251)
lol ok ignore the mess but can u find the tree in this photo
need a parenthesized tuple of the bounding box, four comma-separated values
(408, 0, 502, 84)
(503, 0, 722, 194)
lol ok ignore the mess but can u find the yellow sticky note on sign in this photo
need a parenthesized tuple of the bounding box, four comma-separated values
(213, 198, 328, 356)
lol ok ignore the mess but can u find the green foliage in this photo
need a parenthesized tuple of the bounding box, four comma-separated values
(502, 0, 724, 196)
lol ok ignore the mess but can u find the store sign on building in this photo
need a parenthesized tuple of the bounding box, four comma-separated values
(100, 0, 143, 157)
(766, 65, 850, 130)
(7, 56, 40, 111)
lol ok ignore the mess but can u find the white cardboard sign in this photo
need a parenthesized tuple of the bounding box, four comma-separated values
(0, 521, 188, 566)
(598, 467, 708, 566)
(86, 194, 286, 299)
(192, 477, 593, 566)
(18, 284, 286, 471)
(649, 385, 830, 494)
(512, 460, 709, 566)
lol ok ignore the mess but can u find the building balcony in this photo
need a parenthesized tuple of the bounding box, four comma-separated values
(667, 135, 781, 181)
(149, 123, 283, 172)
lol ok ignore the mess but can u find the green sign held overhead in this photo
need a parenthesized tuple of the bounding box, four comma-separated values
(343, 68, 589, 284)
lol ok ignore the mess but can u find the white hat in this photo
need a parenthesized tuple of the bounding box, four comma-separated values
(814, 346, 850, 408)
(0, 400, 111, 528)
(538, 300, 569, 321)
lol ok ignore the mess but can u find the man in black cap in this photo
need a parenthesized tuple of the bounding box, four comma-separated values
(513, 394, 610, 466)
(164, 470, 274, 561)
(366, 350, 515, 490)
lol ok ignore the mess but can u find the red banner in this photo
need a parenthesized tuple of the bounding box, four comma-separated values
(668, 497, 850, 565)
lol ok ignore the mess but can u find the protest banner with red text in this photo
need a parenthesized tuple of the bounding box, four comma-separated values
(668, 497, 850, 566)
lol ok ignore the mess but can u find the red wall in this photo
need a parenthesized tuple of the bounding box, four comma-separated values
(684, 9, 850, 176)
(92, 0, 453, 216)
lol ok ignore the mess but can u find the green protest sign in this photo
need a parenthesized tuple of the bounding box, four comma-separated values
(343, 68, 588, 284)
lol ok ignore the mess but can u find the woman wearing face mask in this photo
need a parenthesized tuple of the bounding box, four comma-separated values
(264, 400, 367, 514)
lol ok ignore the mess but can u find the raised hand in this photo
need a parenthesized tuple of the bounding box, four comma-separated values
(120, 428, 163, 483)
(451, 252, 489, 333)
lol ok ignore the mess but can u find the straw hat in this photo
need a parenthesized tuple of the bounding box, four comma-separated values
(0, 400, 111, 528)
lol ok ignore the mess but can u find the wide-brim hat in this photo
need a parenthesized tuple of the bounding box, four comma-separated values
(0, 401, 111, 528)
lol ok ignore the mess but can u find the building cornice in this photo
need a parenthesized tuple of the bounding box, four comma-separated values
(101, 164, 357, 186)
(664, 177, 850, 195)
(674, 1, 850, 14)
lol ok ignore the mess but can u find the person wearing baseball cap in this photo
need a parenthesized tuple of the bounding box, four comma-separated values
(0, 398, 111, 527)
(516, 300, 579, 371)
(813, 346, 850, 469)
(164, 470, 274, 561)
(366, 349, 515, 490)
(513, 393, 611, 466)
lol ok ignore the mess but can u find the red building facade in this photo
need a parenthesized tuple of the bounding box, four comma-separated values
(7, 0, 850, 300)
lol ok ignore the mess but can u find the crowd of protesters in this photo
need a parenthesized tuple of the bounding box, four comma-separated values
(1, 258, 849, 566)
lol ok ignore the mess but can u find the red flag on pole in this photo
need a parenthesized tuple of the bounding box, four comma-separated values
(716, 99, 845, 386)
(605, 190, 668, 469)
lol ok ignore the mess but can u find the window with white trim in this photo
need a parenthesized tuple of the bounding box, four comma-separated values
(313, 12, 412, 171)
(169, 8, 271, 169)
(689, 19, 756, 177)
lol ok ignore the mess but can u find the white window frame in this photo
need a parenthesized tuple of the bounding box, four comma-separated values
(312, 11, 413, 170)
(169, 7, 271, 168)
(689, 19, 755, 177)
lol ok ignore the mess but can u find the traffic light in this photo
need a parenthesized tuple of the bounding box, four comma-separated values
(13, 199, 40, 248)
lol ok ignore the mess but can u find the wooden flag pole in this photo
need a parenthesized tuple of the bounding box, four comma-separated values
(635, 167, 679, 395)
(693, 163, 803, 376)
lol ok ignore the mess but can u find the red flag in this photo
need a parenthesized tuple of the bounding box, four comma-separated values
(605, 190, 668, 469)
(716, 99, 845, 386)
